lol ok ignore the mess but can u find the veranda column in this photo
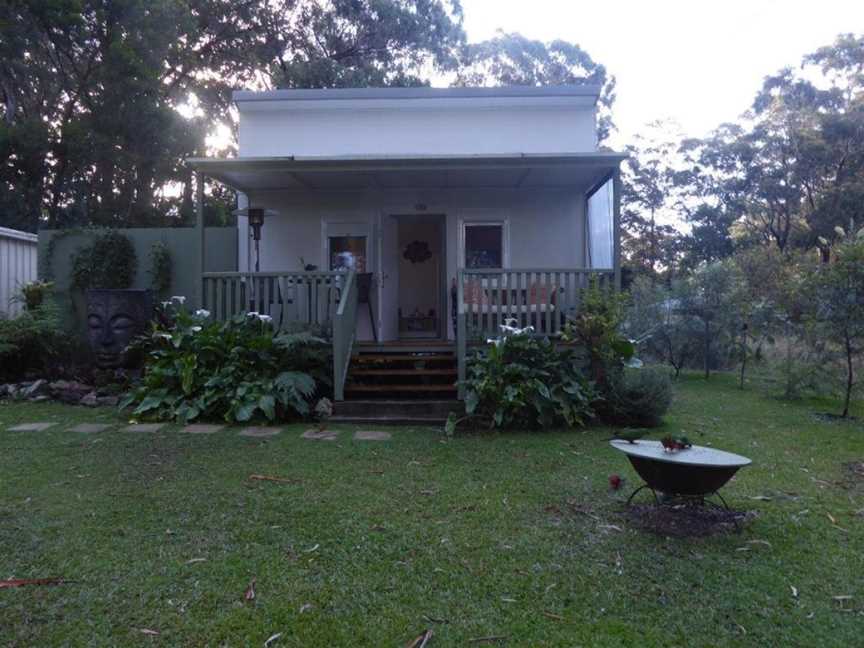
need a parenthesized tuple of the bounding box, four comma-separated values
(195, 171, 205, 309)
(612, 166, 622, 290)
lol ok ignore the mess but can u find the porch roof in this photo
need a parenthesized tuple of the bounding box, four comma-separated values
(185, 152, 625, 194)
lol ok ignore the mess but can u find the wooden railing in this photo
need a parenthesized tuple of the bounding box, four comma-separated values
(201, 271, 346, 328)
(333, 271, 358, 401)
(456, 268, 616, 398)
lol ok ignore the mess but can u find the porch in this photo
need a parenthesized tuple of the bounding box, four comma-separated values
(188, 152, 623, 403)
(200, 266, 616, 402)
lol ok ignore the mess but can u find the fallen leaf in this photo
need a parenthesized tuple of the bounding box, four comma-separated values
(244, 578, 256, 602)
(543, 611, 564, 621)
(405, 628, 433, 648)
(827, 512, 837, 524)
(249, 474, 301, 484)
(264, 632, 282, 646)
(0, 577, 66, 589)
(468, 636, 507, 644)
(791, 585, 799, 598)
(747, 540, 772, 548)
(185, 558, 206, 565)
(304, 544, 320, 553)
(501, 597, 516, 603)
(749, 495, 772, 501)
(299, 603, 313, 614)
(136, 628, 160, 636)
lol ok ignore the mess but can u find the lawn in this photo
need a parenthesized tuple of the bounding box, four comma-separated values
(1, 374, 863, 647)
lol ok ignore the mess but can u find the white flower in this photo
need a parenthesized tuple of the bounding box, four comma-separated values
(161, 301, 171, 308)
(154, 332, 172, 340)
(171, 295, 186, 304)
(194, 309, 210, 318)
(190, 326, 202, 332)
(257, 314, 273, 323)
(247, 311, 260, 317)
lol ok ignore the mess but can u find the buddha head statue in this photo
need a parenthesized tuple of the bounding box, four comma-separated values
(86, 289, 153, 368)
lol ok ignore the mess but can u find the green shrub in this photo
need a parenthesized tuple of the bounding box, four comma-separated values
(147, 242, 172, 297)
(121, 303, 331, 423)
(72, 231, 137, 290)
(605, 367, 673, 428)
(460, 321, 595, 430)
(564, 280, 636, 390)
(0, 302, 69, 381)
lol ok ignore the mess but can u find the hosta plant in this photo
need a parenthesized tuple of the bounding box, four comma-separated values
(120, 300, 331, 423)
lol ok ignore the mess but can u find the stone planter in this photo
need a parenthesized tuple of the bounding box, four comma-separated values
(86, 289, 153, 368)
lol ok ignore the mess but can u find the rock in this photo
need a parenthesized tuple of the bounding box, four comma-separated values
(96, 395, 119, 407)
(30, 395, 50, 402)
(81, 391, 99, 407)
(50, 380, 93, 404)
(0, 384, 11, 398)
(22, 379, 49, 399)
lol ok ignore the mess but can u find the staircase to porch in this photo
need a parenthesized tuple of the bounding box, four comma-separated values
(330, 343, 462, 425)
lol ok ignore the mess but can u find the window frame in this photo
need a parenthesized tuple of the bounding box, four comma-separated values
(457, 217, 510, 270)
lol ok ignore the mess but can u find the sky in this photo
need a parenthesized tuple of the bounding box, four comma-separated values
(460, 0, 864, 147)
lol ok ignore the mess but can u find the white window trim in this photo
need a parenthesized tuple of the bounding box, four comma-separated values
(457, 213, 510, 270)
(321, 215, 372, 271)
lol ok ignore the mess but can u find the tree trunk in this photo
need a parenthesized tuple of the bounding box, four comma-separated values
(704, 319, 711, 379)
(842, 329, 854, 418)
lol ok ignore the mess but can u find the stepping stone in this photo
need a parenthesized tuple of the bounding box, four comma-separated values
(302, 429, 339, 441)
(126, 423, 164, 433)
(69, 423, 113, 434)
(239, 426, 281, 438)
(7, 422, 55, 432)
(182, 424, 223, 434)
(353, 430, 392, 441)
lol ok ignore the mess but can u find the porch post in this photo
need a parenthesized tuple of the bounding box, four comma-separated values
(195, 171, 205, 308)
(457, 271, 466, 400)
(612, 166, 622, 290)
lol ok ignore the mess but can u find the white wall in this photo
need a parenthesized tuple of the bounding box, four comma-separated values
(0, 227, 38, 318)
(239, 103, 597, 158)
(246, 187, 586, 339)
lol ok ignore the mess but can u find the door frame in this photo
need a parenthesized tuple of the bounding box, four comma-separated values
(377, 211, 448, 342)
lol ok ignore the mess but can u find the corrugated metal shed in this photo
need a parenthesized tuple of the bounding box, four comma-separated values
(0, 226, 38, 318)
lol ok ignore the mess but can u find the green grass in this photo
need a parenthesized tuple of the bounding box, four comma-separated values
(1, 374, 863, 647)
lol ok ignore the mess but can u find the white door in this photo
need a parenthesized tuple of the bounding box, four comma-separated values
(378, 214, 399, 341)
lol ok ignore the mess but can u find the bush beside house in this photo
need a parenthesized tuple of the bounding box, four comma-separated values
(120, 302, 332, 424)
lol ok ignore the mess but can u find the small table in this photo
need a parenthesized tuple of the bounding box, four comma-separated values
(610, 440, 752, 509)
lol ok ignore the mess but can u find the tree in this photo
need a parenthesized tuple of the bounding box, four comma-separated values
(0, 0, 467, 231)
(679, 261, 737, 379)
(620, 123, 685, 280)
(808, 226, 864, 418)
(454, 32, 616, 143)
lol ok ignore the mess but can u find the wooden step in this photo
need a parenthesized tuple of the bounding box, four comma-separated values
(352, 353, 454, 362)
(350, 368, 457, 376)
(345, 384, 456, 393)
(332, 399, 463, 423)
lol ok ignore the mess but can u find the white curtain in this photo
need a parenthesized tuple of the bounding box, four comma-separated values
(587, 178, 614, 269)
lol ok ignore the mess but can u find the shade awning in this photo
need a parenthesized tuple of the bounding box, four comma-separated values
(186, 152, 625, 194)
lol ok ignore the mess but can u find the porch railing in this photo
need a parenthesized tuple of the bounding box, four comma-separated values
(456, 268, 616, 397)
(201, 271, 346, 327)
(333, 271, 358, 401)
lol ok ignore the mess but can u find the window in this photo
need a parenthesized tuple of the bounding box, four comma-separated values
(587, 176, 614, 269)
(329, 236, 367, 272)
(464, 224, 504, 269)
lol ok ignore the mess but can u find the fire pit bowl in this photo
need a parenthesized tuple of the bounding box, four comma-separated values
(610, 440, 751, 504)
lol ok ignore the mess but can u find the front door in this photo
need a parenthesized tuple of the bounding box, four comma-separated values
(378, 214, 400, 341)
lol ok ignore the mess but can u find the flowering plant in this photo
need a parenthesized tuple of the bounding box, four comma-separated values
(455, 319, 595, 430)
(120, 301, 331, 423)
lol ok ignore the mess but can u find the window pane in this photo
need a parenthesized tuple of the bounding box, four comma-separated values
(329, 236, 367, 272)
(587, 178, 614, 269)
(465, 225, 502, 269)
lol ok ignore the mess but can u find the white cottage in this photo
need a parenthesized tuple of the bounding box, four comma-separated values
(187, 85, 623, 404)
